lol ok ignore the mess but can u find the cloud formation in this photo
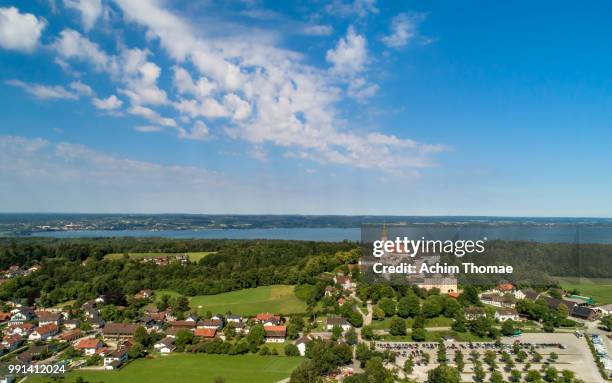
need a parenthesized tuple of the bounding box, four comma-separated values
(0, 7, 46, 52)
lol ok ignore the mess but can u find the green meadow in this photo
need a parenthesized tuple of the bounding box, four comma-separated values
(555, 276, 612, 304)
(157, 285, 308, 316)
(104, 251, 216, 262)
(26, 354, 303, 383)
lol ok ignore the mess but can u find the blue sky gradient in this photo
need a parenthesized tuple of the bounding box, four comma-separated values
(0, 0, 611, 216)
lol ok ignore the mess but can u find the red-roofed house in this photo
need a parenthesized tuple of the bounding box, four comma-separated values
(194, 328, 217, 339)
(28, 324, 59, 341)
(495, 283, 515, 293)
(264, 325, 286, 343)
(334, 275, 356, 291)
(255, 313, 281, 325)
(2, 334, 22, 351)
(448, 292, 460, 299)
(76, 338, 104, 355)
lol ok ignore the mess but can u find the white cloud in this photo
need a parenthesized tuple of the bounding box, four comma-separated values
(69, 80, 94, 96)
(52, 29, 111, 71)
(348, 77, 379, 101)
(134, 125, 161, 132)
(63, 0, 102, 31)
(6, 79, 78, 100)
(325, 0, 378, 18)
(326, 26, 367, 76)
(249, 145, 267, 161)
(301, 24, 333, 36)
(172, 66, 216, 99)
(0, 7, 47, 53)
(381, 13, 418, 49)
(128, 105, 176, 127)
(93, 94, 123, 110)
(177, 120, 209, 141)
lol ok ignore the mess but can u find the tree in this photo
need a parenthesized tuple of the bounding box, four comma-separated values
(473, 361, 486, 383)
(489, 371, 503, 383)
(422, 352, 431, 365)
(404, 356, 415, 375)
(389, 316, 407, 336)
(556, 303, 569, 319)
(459, 286, 480, 305)
(454, 349, 464, 372)
(548, 352, 558, 363)
(378, 298, 396, 317)
(345, 327, 358, 345)
(289, 360, 322, 383)
(284, 343, 300, 356)
(128, 343, 145, 359)
(134, 326, 150, 346)
(525, 369, 542, 382)
(364, 356, 393, 382)
(560, 369, 575, 383)
(544, 367, 558, 382)
(426, 365, 461, 383)
(361, 325, 374, 340)
(501, 320, 516, 336)
(372, 306, 386, 321)
(412, 327, 427, 342)
(601, 315, 612, 332)
(175, 329, 194, 352)
(331, 325, 343, 341)
(510, 369, 521, 382)
(247, 324, 265, 347)
(437, 341, 447, 364)
(398, 294, 420, 318)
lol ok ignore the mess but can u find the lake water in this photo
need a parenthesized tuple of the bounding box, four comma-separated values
(33, 225, 612, 244)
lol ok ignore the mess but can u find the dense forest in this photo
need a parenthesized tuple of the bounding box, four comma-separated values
(0, 238, 358, 306)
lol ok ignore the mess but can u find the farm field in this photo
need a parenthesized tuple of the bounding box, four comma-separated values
(104, 251, 216, 262)
(26, 354, 303, 383)
(157, 285, 308, 316)
(555, 276, 612, 304)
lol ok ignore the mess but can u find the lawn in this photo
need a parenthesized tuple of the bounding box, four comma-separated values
(104, 251, 216, 262)
(157, 285, 308, 316)
(26, 354, 303, 383)
(370, 316, 453, 330)
(554, 276, 612, 304)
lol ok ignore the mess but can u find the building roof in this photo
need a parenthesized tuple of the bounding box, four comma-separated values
(326, 317, 349, 326)
(497, 283, 515, 292)
(34, 323, 58, 335)
(156, 336, 175, 347)
(198, 319, 222, 327)
(264, 325, 286, 337)
(571, 305, 596, 319)
(168, 320, 196, 328)
(76, 338, 102, 349)
(294, 335, 312, 345)
(103, 323, 139, 336)
(58, 329, 81, 341)
(496, 308, 518, 316)
(194, 328, 217, 338)
(36, 311, 61, 321)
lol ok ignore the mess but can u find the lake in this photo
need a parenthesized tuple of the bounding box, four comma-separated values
(33, 225, 612, 244)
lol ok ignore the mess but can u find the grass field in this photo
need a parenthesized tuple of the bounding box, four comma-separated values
(27, 354, 303, 383)
(157, 285, 308, 316)
(555, 276, 612, 304)
(104, 251, 216, 262)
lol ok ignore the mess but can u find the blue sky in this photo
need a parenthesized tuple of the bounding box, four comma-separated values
(0, 0, 611, 216)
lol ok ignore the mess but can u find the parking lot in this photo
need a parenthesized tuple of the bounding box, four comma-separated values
(376, 333, 605, 383)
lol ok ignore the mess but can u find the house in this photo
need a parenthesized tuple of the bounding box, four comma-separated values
(154, 337, 176, 353)
(264, 326, 286, 343)
(0, 375, 15, 383)
(541, 297, 577, 313)
(6, 323, 34, 337)
(95, 296, 105, 304)
(2, 334, 22, 351)
(464, 307, 487, 320)
(481, 294, 515, 308)
(596, 304, 612, 316)
(334, 275, 356, 291)
(337, 297, 346, 306)
(104, 347, 128, 370)
(418, 277, 458, 294)
(495, 308, 520, 322)
(58, 329, 81, 342)
(28, 323, 58, 341)
(326, 317, 352, 332)
(255, 313, 281, 326)
(225, 315, 241, 323)
(76, 338, 104, 355)
(63, 319, 81, 330)
(324, 286, 336, 297)
(197, 319, 223, 330)
(494, 283, 515, 294)
(186, 313, 199, 322)
(37, 311, 62, 326)
(103, 323, 139, 338)
(448, 292, 460, 299)
(164, 327, 181, 337)
(570, 306, 597, 320)
(518, 289, 539, 301)
(232, 321, 249, 335)
(134, 289, 153, 300)
(194, 328, 217, 339)
(9, 307, 35, 324)
(294, 335, 312, 356)
(138, 315, 155, 328)
(0, 312, 11, 323)
(168, 320, 196, 330)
